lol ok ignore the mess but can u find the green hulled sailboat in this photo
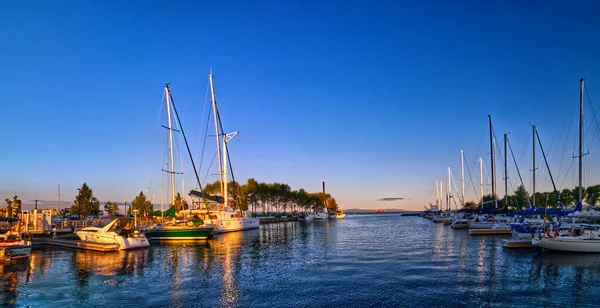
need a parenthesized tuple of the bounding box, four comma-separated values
(145, 83, 213, 241)
(144, 224, 213, 240)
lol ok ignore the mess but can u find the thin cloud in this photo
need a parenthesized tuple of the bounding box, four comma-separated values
(377, 197, 409, 201)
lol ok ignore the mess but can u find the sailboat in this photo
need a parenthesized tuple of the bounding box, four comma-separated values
(187, 72, 259, 234)
(533, 78, 599, 252)
(145, 84, 214, 241)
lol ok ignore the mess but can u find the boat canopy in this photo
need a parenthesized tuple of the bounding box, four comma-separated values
(189, 190, 224, 203)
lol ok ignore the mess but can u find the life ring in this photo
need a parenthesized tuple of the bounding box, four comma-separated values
(546, 228, 559, 238)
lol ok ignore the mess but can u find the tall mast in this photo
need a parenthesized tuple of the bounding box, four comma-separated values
(461, 150, 465, 206)
(504, 133, 508, 210)
(579, 78, 585, 204)
(488, 115, 496, 209)
(494, 136, 498, 208)
(532, 125, 536, 208)
(429, 187, 432, 206)
(440, 179, 444, 211)
(58, 184, 61, 212)
(209, 72, 224, 196)
(435, 180, 439, 208)
(479, 157, 484, 204)
(448, 167, 452, 210)
(165, 85, 176, 206)
(223, 138, 229, 208)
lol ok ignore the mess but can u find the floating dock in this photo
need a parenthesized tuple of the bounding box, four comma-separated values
(502, 238, 534, 248)
(259, 217, 298, 224)
(469, 229, 512, 235)
(32, 238, 120, 252)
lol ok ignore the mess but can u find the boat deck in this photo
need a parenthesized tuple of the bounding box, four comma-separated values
(469, 229, 512, 236)
(32, 238, 120, 252)
(502, 238, 535, 248)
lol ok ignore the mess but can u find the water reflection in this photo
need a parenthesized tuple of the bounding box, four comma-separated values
(3, 217, 600, 306)
(212, 232, 244, 307)
(73, 248, 149, 278)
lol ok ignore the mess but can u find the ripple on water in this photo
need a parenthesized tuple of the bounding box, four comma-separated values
(5, 215, 600, 307)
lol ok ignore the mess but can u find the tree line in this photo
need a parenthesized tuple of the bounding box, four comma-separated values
(3, 179, 339, 219)
(201, 178, 339, 215)
(465, 184, 600, 210)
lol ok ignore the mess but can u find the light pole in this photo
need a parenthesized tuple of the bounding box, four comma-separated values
(133, 209, 139, 228)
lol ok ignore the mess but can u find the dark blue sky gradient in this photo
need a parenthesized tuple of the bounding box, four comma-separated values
(2, 1, 600, 210)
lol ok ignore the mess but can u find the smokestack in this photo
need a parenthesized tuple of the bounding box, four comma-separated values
(322, 181, 325, 194)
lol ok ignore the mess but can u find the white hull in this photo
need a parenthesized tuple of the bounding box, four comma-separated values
(3, 245, 31, 259)
(533, 237, 600, 252)
(433, 217, 453, 223)
(314, 213, 329, 220)
(76, 219, 149, 250)
(211, 217, 259, 234)
(77, 231, 150, 250)
(468, 222, 494, 229)
(299, 214, 314, 221)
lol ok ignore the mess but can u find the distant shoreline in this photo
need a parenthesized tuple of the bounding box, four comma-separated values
(344, 209, 421, 214)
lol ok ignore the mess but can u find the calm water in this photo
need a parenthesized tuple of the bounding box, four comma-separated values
(2, 214, 600, 307)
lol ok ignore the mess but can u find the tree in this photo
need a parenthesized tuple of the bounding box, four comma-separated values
(71, 182, 100, 219)
(4, 198, 12, 217)
(245, 178, 259, 216)
(171, 192, 188, 211)
(4, 195, 21, 217)
(559, 188, 574, 206)
(464, 201, 477, 207)
(326, 197, 339, 212)
(513, 185, 530, 210)
(129, 192, 153, 215)
(585, 185, 600, 207)
(104, 201, 120, 215)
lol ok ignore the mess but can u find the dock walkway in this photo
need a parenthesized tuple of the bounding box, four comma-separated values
(33, 238, 120, 252)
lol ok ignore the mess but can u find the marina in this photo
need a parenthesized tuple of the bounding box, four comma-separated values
(3, 1, 600, 306)
(1, 215, 599, 307)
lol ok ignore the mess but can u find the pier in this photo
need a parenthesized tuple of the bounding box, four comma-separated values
(33, 238, 120, 252)
(259, 217, 298, 224)
(468, 229, 512, 236)
(502, 238, 535, 248)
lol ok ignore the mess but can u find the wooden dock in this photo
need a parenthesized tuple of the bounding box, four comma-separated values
(502, 238, 534, 248)
(469, 229, 512, 236)
(32, 238, 120, 252)
(259, 217, 298, 224)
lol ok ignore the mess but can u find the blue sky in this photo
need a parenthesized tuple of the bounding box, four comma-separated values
(2, 1, 600, 211)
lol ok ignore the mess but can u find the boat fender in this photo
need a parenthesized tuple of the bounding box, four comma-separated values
(546, 228, 559, 238)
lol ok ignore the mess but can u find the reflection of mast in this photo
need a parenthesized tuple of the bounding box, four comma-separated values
(217, 232, 243, 306)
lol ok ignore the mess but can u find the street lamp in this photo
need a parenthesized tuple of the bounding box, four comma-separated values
(133, 209, 139, 228)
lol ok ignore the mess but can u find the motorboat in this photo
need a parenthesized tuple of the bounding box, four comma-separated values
(0, 230, 31, 260)
(314, 211, 329, 220)
(432, 212, 454, 223)
(76, 218, 149, 250)
(298, 213, 314, 221)
(468, 215, 511, 229)
(450, 214, 469, 229)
